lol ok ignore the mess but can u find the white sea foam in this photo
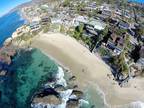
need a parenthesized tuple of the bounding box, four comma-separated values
(59, 89, 73, 101)
(130, 101, 144, 108)
(57, 89, 73, 108)
(79, 99, 89, 105)
(95, 85, 110, 108)
(56, 67, 67, 87)
(69, 94, 77, 99)
(115, 101, 144, 108)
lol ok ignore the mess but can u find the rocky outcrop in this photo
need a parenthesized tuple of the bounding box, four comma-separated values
(54, 84, 66, 92)
(71, 90, 84, 99)
(31, 68, 88, 108)
(67, 76, 78, 89)
(33, 95, 62, 105)
(32, 87, 62, 105)
(0, 45, 16, 65)
(69, 76, 76, 81)
(66, 99, 79, 108)
(36, 88, 59, 98)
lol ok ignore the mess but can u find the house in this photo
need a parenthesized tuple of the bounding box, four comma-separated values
(73, 15, 88, 27)
(129, 36, 138, 45)
(82, 18, 106, 38)
(97, 14, 109, 21)
(40, 4, 49, 11)
(41, 16, 51, 25)
(141, 36, 144, 42)
(109, 18, 119, 25)
(85, 2, 97, 10)
(30, 21, 41, 32)
(98, 3, 111, 11)
(12, 25, 30, 38)
(107, 41, 123, 55)
(113, 47, 123, 55)
(83, 28, 98, 38)
(101, 10, 112, 17)
(86, 18, 107, 31)
(51, 17, 63, 24)
(128, 28, 135, 37)
(105, 32, 129, 55)
(118, 21, 129, 30)
(123, 10, 131, 19)
(136, 58, 144, 70)
(114, 9, 122, 16)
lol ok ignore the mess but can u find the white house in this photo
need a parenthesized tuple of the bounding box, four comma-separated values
(73, 15, 88, 26)
(12, 25, 30, 38)
(86, 18, 107, 31)
(30, 21, 41, 32)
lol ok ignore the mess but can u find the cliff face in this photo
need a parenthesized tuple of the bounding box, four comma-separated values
(0, 44, 16, 65)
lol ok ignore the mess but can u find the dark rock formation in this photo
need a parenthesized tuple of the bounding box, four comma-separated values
(66, 99, 79, 108)
(32, 87, 62, 105)
(0, 45, 16, 65)
(54, 84, 66, 92)
(36, 88, 59, 98)
(69, 76, 76, 81)
(33, 95, 62, 105)
(71, 90, 84, 99)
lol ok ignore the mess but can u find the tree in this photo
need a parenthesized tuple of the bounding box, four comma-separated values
(76, 2, 86, 14)
(135, 26, 144, 42)
(111, 34, 130, 77)
(63, 0, 70, 7)
(60, 25, 65, 33)
(73, 24, 84, 40)
(130, 45, 141, 62)
(43, 24, 50, 33)
(123, 34, 130, 52)
(114, 52, 129, 75)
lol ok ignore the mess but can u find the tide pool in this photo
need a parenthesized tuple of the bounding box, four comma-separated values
(0, 49, 58, 108)
(0, 11, 25, 46)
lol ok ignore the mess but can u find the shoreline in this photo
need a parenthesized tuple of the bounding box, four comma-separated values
(31, 32, 144, 107)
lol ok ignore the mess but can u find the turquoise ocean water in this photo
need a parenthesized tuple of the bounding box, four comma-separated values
(0, 49, 58, 108)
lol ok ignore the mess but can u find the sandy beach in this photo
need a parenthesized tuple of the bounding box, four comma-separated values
(31, 33, 144, 107)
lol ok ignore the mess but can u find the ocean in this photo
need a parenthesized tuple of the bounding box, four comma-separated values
(129, 0, 144, 3)
(0, 48, 106, 108)
(0, 11, 25, 46)
(0, 49, 58, 108)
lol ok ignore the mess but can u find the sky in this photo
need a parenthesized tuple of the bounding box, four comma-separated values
(0, 0, 31, 17)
